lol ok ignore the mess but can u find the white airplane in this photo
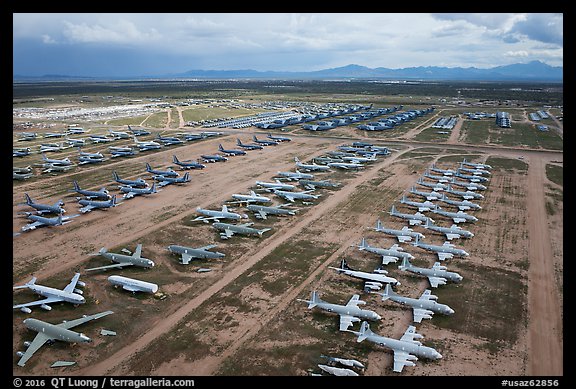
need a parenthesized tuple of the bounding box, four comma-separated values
(15, 311, 113, 367)
(108, 275, 158, 294)
(255, 180, 296, 191)
(230, 190, 271, 205)
(422, 218, 474, 240)
(399, 195, 436, 212)
(461, 158, 492, 170)
(379, 284, 455, 323)
(329, 259, 400, 292)
(13, 273, 86, 313)
(133, 135, 161, 151)
(327, 161, 365, 170)
(431, 205, 478, 224)
(372, 219, 424, 243)
(89, 134, 114, 144)
(272, 189, 319, 203)
(411, 236, 469, 261)
(294, 157, 330, 172)
(108, 129, 131, 139)
(317, 364, 359, 376)
(193, 205, 247, 223)
(85, 243, 155, 271)
(398, 258, 463, 288)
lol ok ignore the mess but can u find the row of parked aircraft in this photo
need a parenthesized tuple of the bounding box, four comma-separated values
(298, 156, 492, 373)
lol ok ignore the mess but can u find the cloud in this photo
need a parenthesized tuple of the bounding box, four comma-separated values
(61, 19, 162, 45)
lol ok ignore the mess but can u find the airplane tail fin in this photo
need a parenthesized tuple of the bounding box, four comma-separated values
(145, 163, 152, 172)
(236, 138, 242, 146)
(112, 171, 119, 181)
(173, 155, 179, 164)
(13, 277, 37, 289)
(218, 144, 224, 151)
(398, 257, 412, 271)
(73, 181, 80, 191)
(308, 291, 320, 308)
(24, 193, 33, 205)
(375, 219, 383, 231)
(380, 283, 395, 301)
(340, 258, 352, 270)
(390, 205, 396, 214)
(110, 195, 117, 206)
(150, 182, 157, 193)
(359, 237, 368, 250)
(356, 321, 373, 343)
(294, 157, 300, 163)
(183, 172, 190, 181)
(258, 228, 272, 236)
(253, 135, 258, 141)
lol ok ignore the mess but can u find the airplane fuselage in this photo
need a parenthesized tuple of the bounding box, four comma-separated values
(363, 334, 442, 361)
(315, 302, 381, 322)
(21, 285, 85, 305)
(402, 265, 463, 283)
(23, 319, 91, 343)
(197, 208, 242, 221)
(102, 252, 155, 268)
(167, 245, 225, 259)
(415, 243, 469, 257)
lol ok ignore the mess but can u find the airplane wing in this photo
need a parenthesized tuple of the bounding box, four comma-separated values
(86, 262, 134, 271)
(400, 325, 422, 343)
(13, 296, 62, 310)
(381, 256, 399, 265)
(397, 235, 412, 243)
(123, 192, 135, 199)
(63, 273, 82, 294)
(408, 219, 422, 226)
(222, 228, 235, 239)
(192, 216, 218, 223)
(452, 217, 466, 224)
(392, 350, 417, 373)
(255, 210, 268, 220)
(283, 195, 295, 202)
(445, 232, 460, 240)
(57, 310, 114, 330)
(437, 252, 453, 261)
(428, 276, 447, 288)
(79, 204, 95, 213)
(180, 253, 193, 265)
(412, 307, 434, 323)
(17, 332, 52, 366)
(390, 244, 403, 251)
(122, 285, 144, 293)
(345, 294, 365, 308)
(339, 315, 360, 331)
(133, 244, 142, 259)
(197, 244, 218, 251)
(23, 221, 45, 230)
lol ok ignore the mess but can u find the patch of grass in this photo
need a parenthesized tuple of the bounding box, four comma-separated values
(545, 164, 563, 187)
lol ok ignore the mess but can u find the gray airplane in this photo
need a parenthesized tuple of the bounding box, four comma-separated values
(193, 205, 246, 223)
(430, 163, 456, 176)
(398, 258, 463, 288)
(412, 236, 469, 261)
(379, 284, 454, 323)
(255, 180, 296, 191)
(41, 153, 74, 166)
(236, 138, 263, 150)
(145, 163, 178, 177)
(20, 212, 79, 233)
(409, 186, 442, 200)
(399, 195, 436, 212)
(128, 125, 151, 136)
(78, 155, 106, 165)
(120, 182, 158, 199)
(320, 355, 365, 369)
(389, 205, 434, 226)
(444, 184, 484, 200)
(15, 311, 114, 367)
(372, 219, 424, 243)
(298, 291, 381, 331)
(65, 137, 88, 147)
(85, 243, 155, 271)
(13, 147, 32, 157)
(172, 155, 206, 170)
(276, 170, 314, 181)
(154, 172, 191, 187)
(71, 181, 111, 200)
(349, 321, 442, 373)
(156, 133, 184, 146)
(298, 179, 340, 191)
(317, 364, 359, 376)
(448, 178, 487, 191)
(213, 222, 272, 240)
(458, 163, 491, 176)
(314, 156, 343, 165)
(133, 136, 161, 151)
(218, 143, 247, 156)
(461, 158, 492, 170)
(252, 135, 278, 146)
(437, 193, 482, 211)
(247, 204, 297, 220)
(201, 154, 228, 163)
(431, 205, 478, 224)
(167, 244, 225, 265)
(454, 170, 489, 183)
(327, 161, 365, 170)
(39, 163, 75, 174)
(267, 133, 291, 142)
(109, 146, 137, 158)
(112, 171, 148, 188)
(416, 177, 448, 191)
(295, 157, 330, 172)
(422, 218, 474, 240)
(272, 188, 320, 203)
(329, 259, 400, 292)
(89, 134, 113, 144)
(358, 237, 414, 265)
(230, 190, 271, 205)
(79, 195, 120, 214)
(423, 170, 451, 183)
(13, 170, 33, 180)
(13, 272, 85, 314)
(77, 147, 104, 159)
(20, 193, 65, 215)
(108, 129, 131, 139)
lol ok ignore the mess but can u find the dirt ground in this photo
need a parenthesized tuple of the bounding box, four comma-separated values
(12, 118, 563, 377)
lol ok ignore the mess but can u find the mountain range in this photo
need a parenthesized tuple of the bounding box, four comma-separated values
(14, 61, 562, 82)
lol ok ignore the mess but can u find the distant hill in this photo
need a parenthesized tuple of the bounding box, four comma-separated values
(13, 61, 563, 82)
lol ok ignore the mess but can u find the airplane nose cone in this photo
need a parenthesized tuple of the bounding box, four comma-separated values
(447, 308, 455, 315)
(375, 313, 382, 320)
(80, 334, 91, 342)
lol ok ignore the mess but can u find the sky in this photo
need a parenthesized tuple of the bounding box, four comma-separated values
(13, 13, 563, 77)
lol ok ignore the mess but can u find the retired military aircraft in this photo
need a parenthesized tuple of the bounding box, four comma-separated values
(119, 182, 158, 199)
(461, 158, 492, 171)
(372, 220, 424, 243)
(267, 133, 291, 142)
(408, 186, 443, 201)
(421, 219, 474, 240)
(71, 181, 111, 200)
(379, 284, 454, 323)
(218, 143, 247, 156)
(230, 190, 271, 205)
(437, 193, 482, 211)
(193, 205, 246, 223)
(109, 146, 137, 158)
(252, 135, 278, 146)
(444, 184, 484, 200)
(399, 195, 436, 212)
(85, 243, 155, 271)
(154, 172, 190, 187)
(329, 259, 400, 292)
(213, 222, 272, 240)
(358, 237, 414, 265)
(108, 129, 131, 139)
(20, 212, 80, 233)
(156, 133, 184, 146)
(255, 180, 296, 191)
(295, 157, 330, 172)
(236, 138, 263, 150)
(167, 244, 225, 265)
(411, 236, 469, 261)
(172, 155, 206, 170)
(298, 179, 340, 190)
(201, 154, 228, 163)
(112, 171, 148, 188)
(13, 273, 85, 313)
(398, 258, 463, 288)
(272, 188, 319, 203)
(431, 205, 478, 224)
(133, 136, 161, 151)
(78, 195, 120, 214)
(246, 204, 297, 220)
(276, 170, 314, 181)
(389, 205, 434, 226)
(19, 193, 65, 215)
(145, 163, 178, 177)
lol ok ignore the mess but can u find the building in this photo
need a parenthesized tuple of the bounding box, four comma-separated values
(496, 111, 511, 128)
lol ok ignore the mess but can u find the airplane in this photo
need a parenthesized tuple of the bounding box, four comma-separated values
(272, 188, 319, 203)
(236, 138, 263, 150)
(66, 127, 89, 135)
(145, 162, 179, 178)
(294, 157, 330, 172)
(430, 163, 456, 176)
(275, 170, 314, 181)
(398, 258, 463, 288)
(411, 236, 469, 261)
(78, 154, 106, 165)
(408, 186, 442, 201)
(213, 222, 272, 240)
(341, 153, 377, 164)
(108, 275, 158, 294)
(40, 153, 74, 166)
(421, 218, 474, 240)
(444, 184, 484, 200)
(65, 137, 88, 147)
(182, 153, 215, 174)
(14, 165, 33, 174)
(167, 244, 226, 265)
(298, 179, 340, 191)
(20, 212, 80, 233)
(389, 205, 434, 226)
(255, 180, 296, 191)
(85, 243, 155, 271)
(297, 291, 381, 331)
(13, 273, 85, 314)
(327, 161, 365, 170)
(193, 205, 247, 223)
(112, 171, 148, 188)
(13, 170, 34, 180)
(13, 147, 32, 157)
(314, 156, 343, 165)
(71, 181, 111, 200)
(16, 132, 38, 141)
(201, 154, 228, 163)
(119, 182, 158, 199)
(246, 204, 297, 220)
(267, 133, 291, 142)
(15, 310, 114, 367)
(133, 135, 161, 151)
(78, 195, 119, 214)
(128, 125, 151, 136)
(357, 237, 414, 265)
(372, 219, 424, 243)
(461, 158, 492, 170)
(416, 177, 448, 191)
(109, 146, 137, 158)
(399, 195, 436, 212)
(317, 364, 359, 376)
(230, 190, 271, 205)
(431, 205, 478, 224)
(154, 172, 191, 187)
(454, 170, 490, 183)
(447, 178, 487, 191)
(252, 135, 278, 146)
(43, 131, 66, 138)
(39, 142, 71, 152)
(108, 129, 131, 139)
(437, 193, 482, 211)
(423, 170, 451, 183)
(19, 193, 65, 215)
(218, 144, 247, 156)
(156, 133, 184, 146)
(379, 284, 454, 323)
(349, 321, 442, 373)
(329, 259, 400, 292)
(40, 164, 75, 174)
(458, 163, 491, 176)
(320, 355, 365, 369)
(78, 147, 104, 159)
(89, 134, 114, 144)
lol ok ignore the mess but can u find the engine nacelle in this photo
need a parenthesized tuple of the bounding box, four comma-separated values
(16, 351, 24, 357)
(364, 283, 382, 291)
(76, 281, 86, 287)
(73, 288, 84, 295)
(373, 268, 388, 274)
(23, 341, 31, 348)
(40, 304, 52, 311)
(20, 307, 32, 314)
